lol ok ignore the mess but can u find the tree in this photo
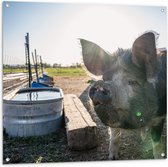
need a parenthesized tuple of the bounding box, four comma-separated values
(53, 63, 61, 68)
(43, 63, 51, 68)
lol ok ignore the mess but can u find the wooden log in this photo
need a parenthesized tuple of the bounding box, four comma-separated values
(64, 94, 98, 150)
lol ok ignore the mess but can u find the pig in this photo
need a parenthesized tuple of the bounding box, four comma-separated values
(80, 31, 166, 160)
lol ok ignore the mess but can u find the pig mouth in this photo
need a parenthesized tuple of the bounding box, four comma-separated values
(93, 101, 103, 106)
(93, 103, 143, 129)
(92, 100, 152, 129)
(92, 103, 123, 128)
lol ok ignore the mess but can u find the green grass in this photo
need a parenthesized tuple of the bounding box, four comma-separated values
(46, 67, 87, 77)
(3, 68, 35, 74)
(3, 68, 27, 74)
(3, 67, 87, 77)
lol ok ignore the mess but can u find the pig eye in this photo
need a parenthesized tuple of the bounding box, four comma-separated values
(128, 80, 139, 86)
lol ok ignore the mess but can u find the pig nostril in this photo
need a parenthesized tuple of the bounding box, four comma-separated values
(94, 101, 101, 106)
(102, 90, 108, 95)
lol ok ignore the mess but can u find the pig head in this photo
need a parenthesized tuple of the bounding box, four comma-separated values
(80, 32, 166, 130)
(80, 32, 166, 159)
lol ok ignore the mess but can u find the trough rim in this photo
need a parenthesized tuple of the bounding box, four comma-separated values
(3, 87, 64, 104)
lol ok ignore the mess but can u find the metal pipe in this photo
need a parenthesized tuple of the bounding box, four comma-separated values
(34, 49, 39, 82)
(25, 33, 32, 87)
(40, 56, 44, 76)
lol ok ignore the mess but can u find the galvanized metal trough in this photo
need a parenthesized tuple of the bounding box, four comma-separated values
(3, 87, 64, 137)
(38, 74, 54, 86)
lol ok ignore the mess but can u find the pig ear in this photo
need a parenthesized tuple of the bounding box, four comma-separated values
(80, 39, 111, 75)
(132, 32, 157, 81)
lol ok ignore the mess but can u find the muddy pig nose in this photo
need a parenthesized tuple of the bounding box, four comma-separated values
(89, 86, 112, 106)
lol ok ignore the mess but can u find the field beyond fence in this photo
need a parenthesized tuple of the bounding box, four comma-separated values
(3, 67, 87, 77)
(46, 67, 87, 77)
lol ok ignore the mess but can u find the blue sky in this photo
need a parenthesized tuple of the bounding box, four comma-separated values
(2, 2, 167, 65)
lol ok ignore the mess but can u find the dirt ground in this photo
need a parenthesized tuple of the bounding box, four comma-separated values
(3, 76, 167, 164)
(54, 76, 91, 97)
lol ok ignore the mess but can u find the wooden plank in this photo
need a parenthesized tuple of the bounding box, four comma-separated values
(64, 94, 98, 150)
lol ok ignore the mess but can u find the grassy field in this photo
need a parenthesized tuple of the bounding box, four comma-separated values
(3, 68, 36, 74)
(3, 67, 86, 77)
(46, 67, 87, 77)
(3, 68, 27, 74)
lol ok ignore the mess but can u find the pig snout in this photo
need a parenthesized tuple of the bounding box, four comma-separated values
(89, 82, 112, 106)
